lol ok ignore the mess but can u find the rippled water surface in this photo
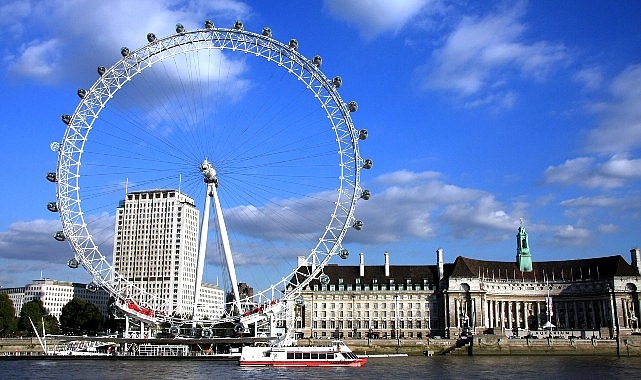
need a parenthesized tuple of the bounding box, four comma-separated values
(1, 355, 640, 380)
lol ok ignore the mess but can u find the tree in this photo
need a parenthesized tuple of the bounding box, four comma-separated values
(44, 314, 62, 335)
(0, 294, 17, 337)
(60, 298, 104, 335)
(17, 300, 48, 336)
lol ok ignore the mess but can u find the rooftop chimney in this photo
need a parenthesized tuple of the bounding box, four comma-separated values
(297, 255, 308, 267)
(359, 252, 365, 277)
(437, 248, 444, 281)
(631, 248, 641, 275)
(384, 251, 390, 277)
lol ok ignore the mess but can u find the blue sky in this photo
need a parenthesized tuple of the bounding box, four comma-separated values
(1, 0, 640, 292)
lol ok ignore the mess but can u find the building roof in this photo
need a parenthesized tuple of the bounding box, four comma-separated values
(292, 254, 639, 289)
(297, 264, 439, 288)
(449, 255, 639, 281)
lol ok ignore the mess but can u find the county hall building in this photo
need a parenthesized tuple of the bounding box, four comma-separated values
(290, 224, 641, 340)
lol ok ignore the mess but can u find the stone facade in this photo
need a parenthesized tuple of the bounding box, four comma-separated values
(290, 228, 641, 340)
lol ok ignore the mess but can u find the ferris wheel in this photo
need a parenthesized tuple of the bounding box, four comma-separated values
(47, 20, 371, 329)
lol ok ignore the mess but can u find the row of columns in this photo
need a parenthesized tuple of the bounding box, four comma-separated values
(485, 299, 532, 331)
(480, 298, 619, 331)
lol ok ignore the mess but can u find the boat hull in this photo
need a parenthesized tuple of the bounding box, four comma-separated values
(239, 358, 367, 367)
(238, 340, 366, 367)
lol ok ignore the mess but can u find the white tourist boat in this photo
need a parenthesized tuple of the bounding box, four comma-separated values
(46, 340, 114, 356)
(239, 340, 366, 367)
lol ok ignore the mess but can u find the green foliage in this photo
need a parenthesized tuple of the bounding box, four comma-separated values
(17, 300, 48, 336)
(44, 314, 62, 335)
(60, 298, 104, 335)
(0, 294, 17, 337)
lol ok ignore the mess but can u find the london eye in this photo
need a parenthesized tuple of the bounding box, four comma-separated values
(47, 20, 371, 336)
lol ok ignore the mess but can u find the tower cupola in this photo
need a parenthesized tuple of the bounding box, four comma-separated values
(516, 219, 533, 272)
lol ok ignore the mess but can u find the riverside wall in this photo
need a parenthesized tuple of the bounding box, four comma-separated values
(0, 338, 43, 354)
(301, 335, 641, 357)
(468, 335, 641, 357)
(3, 335, 641, 357)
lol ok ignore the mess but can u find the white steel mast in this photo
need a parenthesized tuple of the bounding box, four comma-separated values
(193, 160, 242, 321)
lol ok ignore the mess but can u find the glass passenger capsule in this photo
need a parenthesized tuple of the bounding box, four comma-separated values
(67, 258, 80, 268)
(47, 202, 58, 212)
(54, 231, 66, 241)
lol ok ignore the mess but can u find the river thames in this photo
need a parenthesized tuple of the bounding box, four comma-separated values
(1, 355, 640, 380)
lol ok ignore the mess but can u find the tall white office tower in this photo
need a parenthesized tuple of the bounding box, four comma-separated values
(112, 189, 202, 318)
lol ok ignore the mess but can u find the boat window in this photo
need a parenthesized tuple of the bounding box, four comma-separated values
(327, 353, 335, 360)
(311, 353, 319, 359)
(295, 353, 303, 359)
(319, 353, 326, 360)
(287, 353, 294, 359)
(303, 353, 311, 359)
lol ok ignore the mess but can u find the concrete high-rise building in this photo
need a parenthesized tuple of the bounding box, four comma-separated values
(113, 189, 223, 319)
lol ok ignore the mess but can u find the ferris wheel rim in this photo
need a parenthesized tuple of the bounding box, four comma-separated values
(54, 21, 367, 326)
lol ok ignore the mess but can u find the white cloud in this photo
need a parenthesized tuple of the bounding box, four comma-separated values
(349, 170, 524, 244)
(0, 1, 31, 37)
(544, 155, 641, 189)
(224, 190, 335, 241)
(585, 64, 641, 154)
(553, 224, 591, 244)
(418, 3, 566, 106)
(559, 195, 625, 208)
(324, 0, 431, 40)
(597, 223, 619, 233)
(4, 0, 253, 84)
(8, 39, 60, 82)
(574, 66, 604, 91)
